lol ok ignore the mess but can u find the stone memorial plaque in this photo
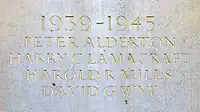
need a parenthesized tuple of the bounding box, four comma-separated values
(0, 0, 200, 112)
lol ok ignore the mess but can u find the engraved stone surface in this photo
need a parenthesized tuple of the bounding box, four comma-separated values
(0, 0, 200, 112)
